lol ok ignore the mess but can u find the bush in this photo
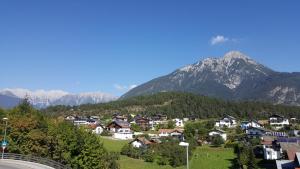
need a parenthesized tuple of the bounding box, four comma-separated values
(143, 150, 154, 162)
(156, 156, 168, 165)
(224, 141, 238, 148)
(211, 135, 224, 147)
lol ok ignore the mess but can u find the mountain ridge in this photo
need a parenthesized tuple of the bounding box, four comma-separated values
(0, 88, 117, 108)
(122, 51, 300, 106)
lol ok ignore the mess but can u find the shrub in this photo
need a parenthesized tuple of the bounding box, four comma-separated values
(156, 156, 168, 165)
(211, 135, 224, 147)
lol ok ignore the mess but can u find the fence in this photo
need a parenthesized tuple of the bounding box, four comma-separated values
(2, 153, 71, 169)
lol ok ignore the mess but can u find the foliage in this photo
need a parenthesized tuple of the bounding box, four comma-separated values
(211, 135, 224, 147)
(2, 100, 119, 169)
(167, 120, 175, 129)
(235, 142, 258, 169)
(131, 123, 142, 132)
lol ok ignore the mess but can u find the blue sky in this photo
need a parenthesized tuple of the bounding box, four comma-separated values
(1, 0, 300, 96)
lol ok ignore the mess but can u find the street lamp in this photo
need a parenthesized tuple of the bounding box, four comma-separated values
(179, 142, 189, 169)
(2, 117, 8, 159)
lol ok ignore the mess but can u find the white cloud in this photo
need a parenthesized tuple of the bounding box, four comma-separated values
(129, 84, 137, 90)
(114, 84, 137, 92)
(210, 35, 229, 45)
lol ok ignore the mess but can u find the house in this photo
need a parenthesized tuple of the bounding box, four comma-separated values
(240, 120, 263, 130)
(246, 126, 268, 138)
(173, 118, 184, 128)
(151, 114, 167, 121)
(73, 117, 98, 126)
(129, 137, 153, 148)
(113, 115, 128, 122)
(114, 128, 133, 140)
(276, 151, 300, 169)
(149, 114, 168, 130)
(215, 115, 237, 128)
(65, 115, 76, 121)
(209, 129, 227, 141)
(269, 114, 289, 129)
(107, 120, 131, 132)
(91, 124, 105, 135)
(158, 129, 184, 139)
(262, 140, 282, 160)
(134, 117, 150, 131)
(106, 121, 132, 140)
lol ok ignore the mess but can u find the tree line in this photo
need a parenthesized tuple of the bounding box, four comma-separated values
(43, 92, 300, 119)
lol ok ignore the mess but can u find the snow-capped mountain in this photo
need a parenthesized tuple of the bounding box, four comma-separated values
(122, 51, 300, 106)
(0, 88, 117, 108)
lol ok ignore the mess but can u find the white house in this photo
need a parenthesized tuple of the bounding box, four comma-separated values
(158, 129, 184, 138)
(173, 118, 184, 127)
(107, 121, 133, 140)
(65, 115, 76, 121)
(130, 137, 152, 148)
(113, 128, 133, 140)
(209, 129, 227, 141)
(263, 142, 282, 160)
(215, 115, 237, 128)
(92, 125, 104, 135)
(269, 115, 289, 129)
(240, 120, 263, 130)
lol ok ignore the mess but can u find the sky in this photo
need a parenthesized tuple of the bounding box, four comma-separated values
(0, 0, 300, 96)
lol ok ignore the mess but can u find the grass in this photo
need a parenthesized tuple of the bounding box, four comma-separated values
(99, 136, 130, 152)
(189, 146, 236, 169)
(119, 156, 184, 169)
(99, 136, 237, 169)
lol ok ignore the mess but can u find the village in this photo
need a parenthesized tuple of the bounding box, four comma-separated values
(64, 113, 300, 169)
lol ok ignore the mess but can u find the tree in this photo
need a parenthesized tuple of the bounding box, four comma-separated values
(131, 123, 142, 132)
(167, 120, 175, 129)
(76, 130, 119, 169)
(211, 135, 224, 147)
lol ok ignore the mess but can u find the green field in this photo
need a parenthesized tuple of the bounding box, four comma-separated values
(119, 156, 184, 169)
(189, 146, 236, 169)
(99, 136, 129, 152)
(99, 136, 236, 169)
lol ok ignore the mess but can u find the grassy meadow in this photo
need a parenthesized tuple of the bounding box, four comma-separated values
(99, 136, 236, 169)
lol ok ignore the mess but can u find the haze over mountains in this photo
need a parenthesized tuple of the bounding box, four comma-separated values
(123, 51, 300, 106)
(0, 88, 117, 108)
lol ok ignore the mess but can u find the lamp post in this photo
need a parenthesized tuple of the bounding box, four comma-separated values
(179, 142, 189, 169)
(2, 117, 8, 159)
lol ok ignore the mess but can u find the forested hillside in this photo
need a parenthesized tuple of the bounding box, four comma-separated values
(43, 92, 300, 119)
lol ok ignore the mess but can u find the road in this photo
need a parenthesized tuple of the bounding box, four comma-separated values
(0, 159, 54, 169)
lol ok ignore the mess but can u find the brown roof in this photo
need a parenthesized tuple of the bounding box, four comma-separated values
(107, 121, 130, 128)
(130, 137, 152, 145)
(258, 120, 269, 125)
(280, 143, 300, 160)
(158, 129, 184, 134)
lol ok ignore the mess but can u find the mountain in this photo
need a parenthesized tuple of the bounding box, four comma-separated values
(122, 51, 300, 106)
(0, 88, 117, 108)
(0, 94, 21, 108)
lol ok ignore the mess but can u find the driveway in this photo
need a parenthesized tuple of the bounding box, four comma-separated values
(0, 159, 54, 169)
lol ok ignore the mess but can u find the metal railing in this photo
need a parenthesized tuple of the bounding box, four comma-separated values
(1, 153, 71, 169)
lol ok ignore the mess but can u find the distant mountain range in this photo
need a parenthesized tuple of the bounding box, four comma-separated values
(0, 88, 117, 108)
(123, 51, 300, 106)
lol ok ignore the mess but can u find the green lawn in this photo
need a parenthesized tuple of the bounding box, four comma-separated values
(99, 136, 129, 152)
(99, 137, 236, 169)
(119, 156, 184, 169)
(190, 146, 236, 169)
